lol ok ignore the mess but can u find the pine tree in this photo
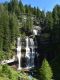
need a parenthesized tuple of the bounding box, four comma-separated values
(0, 4, 10, 51)
(40, 58, 53, 80)
(40, 11, 45, 27)
(9, 0, 19, 15)
(9, 13, 19, 43)
(36, 7, 41, 18)
(0, 16, 3, 50)
(25, 5, 29, 14)
(46, 12, 53, 29)
(26, 16, 33, 32)
(2, 10, 10, 52)
(19, 0, 24, 13)
(52, 5, 60, 43)
(0, 5, 4, 50)
(33, 7, 37, 15)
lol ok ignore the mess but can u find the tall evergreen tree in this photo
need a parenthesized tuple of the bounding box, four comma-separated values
(33, 7, 37, 15)
(25, 5, 29, 14)
(40, 58, 53, 80)
(19, 0, 24, 13)
(3, 10, 10, 51)
(9, 0, 19, 15)
(26, 16, 33, 31)
(0, 4, 4, 50)
(9, 13, 19, 43)
(40, 11, 45, 27)
(36, 7, 41, 18)
(0, 4, 10, 51)
(46, 12, 53, 29)
(52, 5, 60, 43)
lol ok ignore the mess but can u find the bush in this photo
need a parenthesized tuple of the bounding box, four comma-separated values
(0, 51, 5, 61)
(2, 64, 12, 79)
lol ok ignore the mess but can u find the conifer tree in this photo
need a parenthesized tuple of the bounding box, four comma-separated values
(0, 5, 10, 51)
(26, 16, 33, 32)
(3, 10, 10, 51)
(9, 13, 19, 43)
(9, 0, 19, 15)
(19, 0, 24, 13)
(40, 58, 53, 80)
(0, 14, 4, 50)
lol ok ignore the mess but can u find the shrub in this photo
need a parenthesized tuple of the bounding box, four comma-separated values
(2, 64, 12, 79)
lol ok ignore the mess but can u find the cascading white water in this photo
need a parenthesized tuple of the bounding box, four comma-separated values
(30, 38, 35, 67)
(17, 37, 22, 70)
(33, 29, 38, 35)
(25, 37, 30, 69)
(16, 36, 35, 70)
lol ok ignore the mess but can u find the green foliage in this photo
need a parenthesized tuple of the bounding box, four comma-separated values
(19, 0, 24, 13)
(0, 65, 37, 80)
(52, 5, 60, 43)
(0, 50, 14, 60)
(1, 65, 19, 80)
(9, 0, 19, 13)
(2, 64, 12, 79)
(0, 77, 10, 80)
(0, 5, 5, 50)
(40, 11, 45, 27)
(9, 13, 19, 42)
(39, 58, 53, 80)
(0, 5, 10, 52)
(26, 16, 33, 31)
(20, 15, 33, 35)
(0, 51, 5, 61)
(36, 7, 41, 18)
(3, 11, 10, 51)
(46, 12, 53, 29)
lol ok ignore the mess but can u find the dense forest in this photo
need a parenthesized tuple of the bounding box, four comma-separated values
(0, 0, 60, 80)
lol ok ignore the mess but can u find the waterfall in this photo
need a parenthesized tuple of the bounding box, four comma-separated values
(17, 37, 21, 70)
(16, 37, 35, 70)
(30, 38, 35, 67)
(33, 29, 38, 35)
(25, 37, 30, 69)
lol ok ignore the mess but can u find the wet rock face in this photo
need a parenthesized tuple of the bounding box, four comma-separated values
(21, 57, 27, 67)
